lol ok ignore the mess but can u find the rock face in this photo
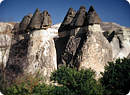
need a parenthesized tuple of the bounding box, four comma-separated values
(56, 6, 112, 78)
(27, 8, 52, 30)
(41, 10, 52, 28)
(85, 6, 101, 25)
(60, 28, 84, 66)
(0, 5, 130, 85)
(56, 6, 130, 79)
(76, 25, 112, 78)
(57, 6, 87, 66)
(70, 6, 86, 27)
(26, 29, 57, 81)
(0, 22, 14, 69)
(101, 22, 130, 59)
(1, 9, 57, 84)
(28, 8, 42, 30)
(55, 8, 77, 65)
(59, 8, 76, 32)
(19, 14, 32, 33)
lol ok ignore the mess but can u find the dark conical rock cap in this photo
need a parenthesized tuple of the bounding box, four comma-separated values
(43, 10, 49, 16)
(79, 6, 86, 10)
(70, 6, 87, 27)
(19, 14, 33, 32)
(58, 8, 76, 32)
(88, 5, 95, 13)
(87, 5, 101, 25)
(27, 8, 42, 30)
(62, 8, 76, 25)
(41, 10, 52, 28)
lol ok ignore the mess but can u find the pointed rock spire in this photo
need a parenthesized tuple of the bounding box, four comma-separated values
(19, 14, 32, 33)
(88, 5, 95, 13)
(28, 8, 42, 30)
(41, 10, 52, 29)
(86, 5, 101, 25)
(62, 8, 76, 25)
(59, 8, 76, 32)
(70, 6, 87, 27)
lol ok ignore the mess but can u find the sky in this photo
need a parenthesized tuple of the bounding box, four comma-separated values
(0, 0, 130, 27)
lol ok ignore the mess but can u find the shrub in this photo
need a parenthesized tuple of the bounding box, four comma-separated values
(50, 86, 74, 95)
(51, 66, 104, 95)
(100, 58, 130, 95)
(32, 83, 54, 95)
(0, 74, 54, 95)
(2, 75, 41, 95)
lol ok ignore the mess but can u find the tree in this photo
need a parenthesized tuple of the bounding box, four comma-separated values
(51, 66, 104, 95)
(100, 58, 130, 95)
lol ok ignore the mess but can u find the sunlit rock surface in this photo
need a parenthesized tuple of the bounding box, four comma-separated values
(0, 22, 14, 69)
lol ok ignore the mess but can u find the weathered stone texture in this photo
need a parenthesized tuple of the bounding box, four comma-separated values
(28, 8, 42, 30)
(85, 6, 101, 25)
(70, 6, 86, 27)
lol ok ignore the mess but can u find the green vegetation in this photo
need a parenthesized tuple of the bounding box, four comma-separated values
(100, 58, 130, 95)
(1, 75, 52, 95)
(0, 58, 130, 95)
(51, 66, 103, 95)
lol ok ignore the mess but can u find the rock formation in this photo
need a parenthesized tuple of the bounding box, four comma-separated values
(27, 8, 52, 30)
(101, 22, 130, 59)
(58, 8, 76, 36)
(41, 10, 52, 29)
(70, 6, 86, 27)
(55, 6, 130, 78)
(0, 5, 130, 86)
(85, 5, 101, 25)
(19, 14, 32, 33)
(56, 6, 87, 66)
(26, 29, 57, 81)
(60, 28, 84, 66)
(55, 8, 76, 65)
(1, 9, 57, 85)
(0, 22, 14, 70)
(27, 8, 42, 30)
(56, 6, 113, 78)
(75, 26, 112, 78)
